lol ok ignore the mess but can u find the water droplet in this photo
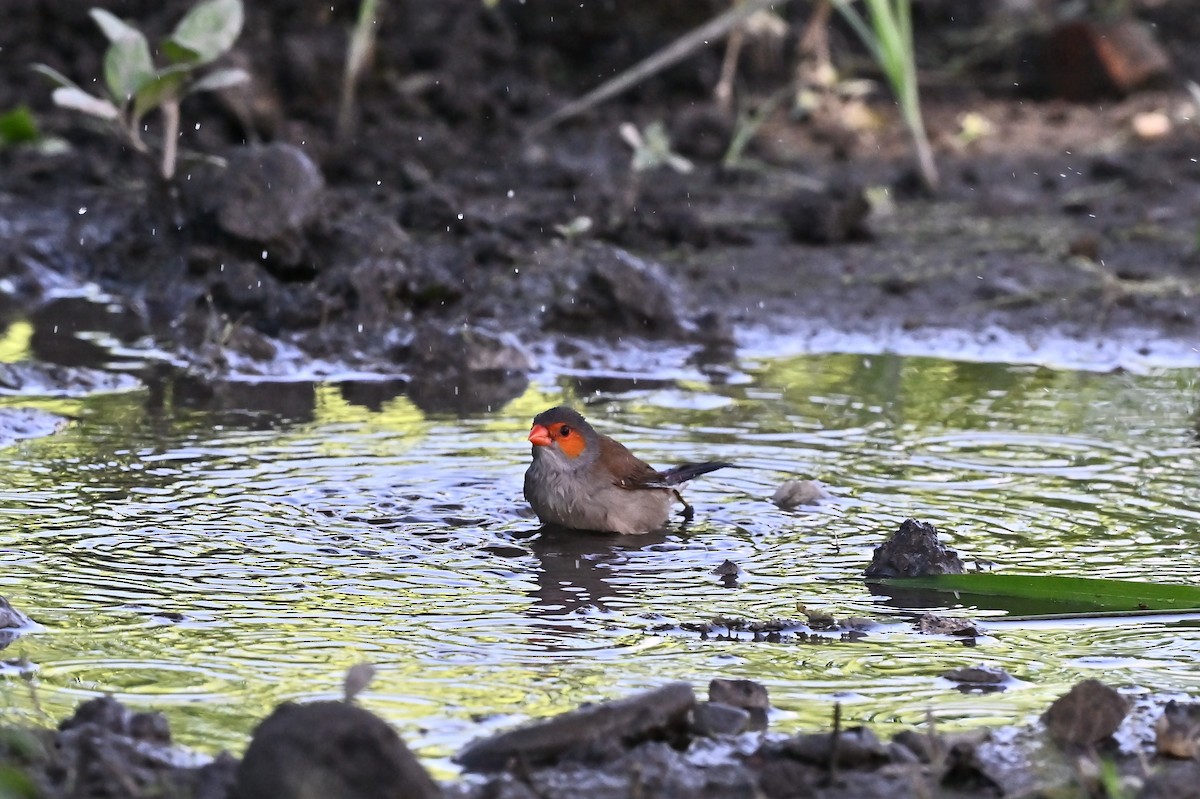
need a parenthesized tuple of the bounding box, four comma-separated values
(261, 250, 268, 260)
(507, 190, 515, 198)
(77, 207, 87, 215)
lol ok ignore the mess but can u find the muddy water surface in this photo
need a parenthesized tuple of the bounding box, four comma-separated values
(1, 348, 1198, 774)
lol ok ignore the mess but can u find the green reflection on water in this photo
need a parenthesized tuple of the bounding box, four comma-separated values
(0, 353, 1196, 769)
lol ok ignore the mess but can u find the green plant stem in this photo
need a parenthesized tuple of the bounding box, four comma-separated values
(338, 0, 380, 146)
(832, 0, 938, 191)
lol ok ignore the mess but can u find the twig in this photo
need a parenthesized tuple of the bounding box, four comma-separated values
(527, 0, 788, 138)
(828, 701, 842, 784)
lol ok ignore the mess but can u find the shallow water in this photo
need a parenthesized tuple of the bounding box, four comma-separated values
(1, 344, 1199, 774)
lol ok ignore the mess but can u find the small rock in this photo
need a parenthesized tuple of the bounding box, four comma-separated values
(916, 613, 981, 637)
(237, 700, 440, 799)
(772, 726, 889, 769)
(215, 143, 324, 243)
(864, 519, 966, 578)
(1156, 700, 1200, 759)
(712, 560, 740, 577)
(0, 596, 32, 629)
(779, 185, 870, 244)
(771, 479, 830, 509)
(942, 665, 1009, 689)
(708, 678, 769, 712)
(456, 682, 696, 771)
(546, 243, 685, 338)
(1042, 679, 1128, 748)
(691, 702, 751, 737)
(1132, 110, 1172, 141)
(709, 678, 769, 731)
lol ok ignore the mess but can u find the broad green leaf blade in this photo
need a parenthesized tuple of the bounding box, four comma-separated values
(50, 87, 119, 120)
(102, 28, 155, 104)
(168, 0, 244, 65)
(132, 66, 191, 126)
(30, 64, 81, 91)
(89, 8, 140, 43)
(188, 67, 249, 95)
(873, 573, 1200, 613)
(0, 106, 39, 145)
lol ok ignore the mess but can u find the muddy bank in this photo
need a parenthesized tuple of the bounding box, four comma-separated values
(1, 1, 1198, 406)
(2, 674, 1198, 799)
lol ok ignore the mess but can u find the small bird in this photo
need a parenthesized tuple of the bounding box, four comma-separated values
(523, 406, 732, 534)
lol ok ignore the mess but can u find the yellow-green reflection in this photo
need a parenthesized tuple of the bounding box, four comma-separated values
(0, 355, 1196, 770)
(0, 321, 32, 363)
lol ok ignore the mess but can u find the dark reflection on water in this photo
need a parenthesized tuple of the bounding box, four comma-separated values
(526, 526, 672, 616)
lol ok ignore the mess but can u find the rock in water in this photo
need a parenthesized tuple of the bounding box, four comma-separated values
(237, 701, 440, 799)
(864, 519, 966, 578)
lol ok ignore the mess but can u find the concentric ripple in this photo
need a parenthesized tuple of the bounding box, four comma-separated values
(0, 355, 1197, 767)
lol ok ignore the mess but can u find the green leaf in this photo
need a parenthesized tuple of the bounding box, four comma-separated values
(50, 87, 120, 120)
(89, 8, 140, 43)
(100, 25, 155, 104)
(188, 67, 249, 95)
(131, 66, 191, 126)
(873, 573, 1200, 614)
(168, 0, 244, 65)
(30, 64, 81, 92)
(0, 107, 39, 145)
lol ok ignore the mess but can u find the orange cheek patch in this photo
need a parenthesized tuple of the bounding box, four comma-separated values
(557, 432, 586, 459)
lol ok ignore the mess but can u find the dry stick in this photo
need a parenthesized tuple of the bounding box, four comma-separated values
(828, 701, 842, 785)
(527, 0, 788, 138)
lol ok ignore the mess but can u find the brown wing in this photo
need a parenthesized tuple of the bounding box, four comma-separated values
(597, 435, 670, 490)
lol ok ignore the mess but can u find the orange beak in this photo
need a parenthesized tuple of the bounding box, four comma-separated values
(528, 423, 552, 447)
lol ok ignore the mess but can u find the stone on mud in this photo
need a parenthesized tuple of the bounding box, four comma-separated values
(214, 144, 324, 245)
(864, 519, 966, 578)
(691, 702, 752, 738)
(236, 700, 440, 799)
(546, 244, 685, 338)
(1042, 679, 1129, 748)
(1155, 700, 1200, 759)
(778, 185, 871, 244)
(455, 682, 696, 771)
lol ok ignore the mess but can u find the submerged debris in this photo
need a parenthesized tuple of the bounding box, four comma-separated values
(915, 612, 982, 637)
(772, 479, 831, 509)
(864, 518, 966, 578)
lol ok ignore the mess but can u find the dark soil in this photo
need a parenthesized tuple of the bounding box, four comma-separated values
(2, 0, 1199, 408)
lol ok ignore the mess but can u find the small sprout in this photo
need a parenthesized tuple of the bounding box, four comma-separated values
(619, 121, 693, 174)
(32, 0, 248, 181)
(343, 662, 376, 702)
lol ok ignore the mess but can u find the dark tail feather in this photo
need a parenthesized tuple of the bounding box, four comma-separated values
(660, 461, 733, 486)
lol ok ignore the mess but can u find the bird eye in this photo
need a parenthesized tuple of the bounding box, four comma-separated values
(558, 424, 572, 437)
